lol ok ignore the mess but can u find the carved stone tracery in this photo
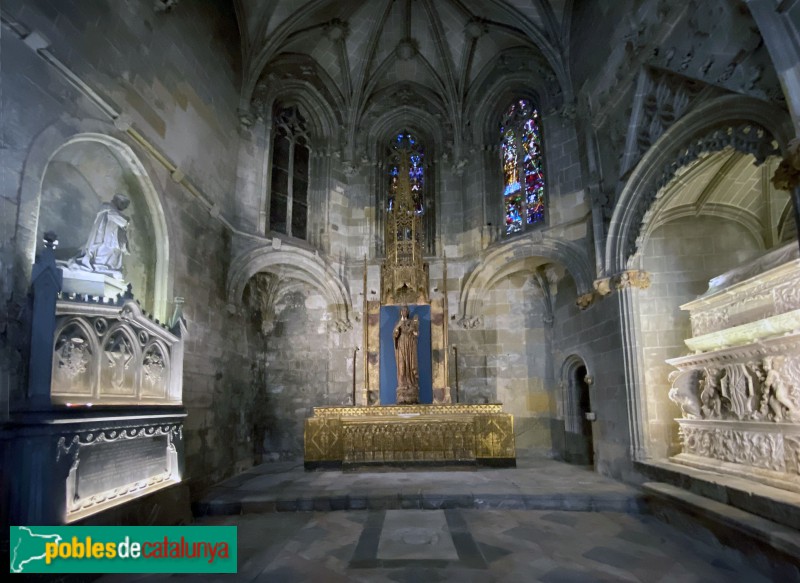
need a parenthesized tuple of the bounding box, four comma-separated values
(625, 123, 780, 261)
(51, 296, 181, 404)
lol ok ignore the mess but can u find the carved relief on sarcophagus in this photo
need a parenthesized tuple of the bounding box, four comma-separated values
(667, 242, 800, 492)
(51, 294, 183, 405)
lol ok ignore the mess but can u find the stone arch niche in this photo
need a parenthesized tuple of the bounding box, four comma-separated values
(36, 134, 170, 320)
(605, 95, 793, 275)
(240, 271, 349, 462)
(458, 239, 592, 455)
(460, 235, 594, 324)
(227, 245, 352, 332)
(605, 94, 797, 463)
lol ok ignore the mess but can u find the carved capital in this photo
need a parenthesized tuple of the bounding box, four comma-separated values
(237, 107, 255, 129)
(593, 277, 612, 297)
(615, 269, 651, 290)
(772, 139, 800, 192)
(458, 315, 483, 329)
(593, 270, 651, 297)
(333, 318, 353, 333)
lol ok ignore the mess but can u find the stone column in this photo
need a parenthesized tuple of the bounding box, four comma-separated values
(594, 270, 652, 460)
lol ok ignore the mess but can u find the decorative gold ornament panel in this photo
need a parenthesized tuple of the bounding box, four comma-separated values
(304, 405, 515, 466)
(311, 404, 504, 418)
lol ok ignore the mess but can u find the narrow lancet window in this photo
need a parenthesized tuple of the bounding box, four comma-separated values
(501, 99, 545, 234)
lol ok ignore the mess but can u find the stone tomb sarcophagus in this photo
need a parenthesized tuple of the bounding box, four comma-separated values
(5, 239, 187, 525)
(667, 243, 800, 492)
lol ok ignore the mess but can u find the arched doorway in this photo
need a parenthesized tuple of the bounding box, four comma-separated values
(561, 356, 594, 466)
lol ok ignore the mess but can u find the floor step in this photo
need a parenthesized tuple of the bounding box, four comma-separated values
(643, 481, 800, 567)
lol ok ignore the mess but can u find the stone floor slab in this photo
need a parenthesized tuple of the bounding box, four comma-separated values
(377, 510, 458, 560)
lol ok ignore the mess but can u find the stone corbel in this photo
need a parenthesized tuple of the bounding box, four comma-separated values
(575, 292, 596, 310)
(772, 139, 800, 192)
(458, 315, 483, 329)
(237, 107, 255, 130)
(616, 269, 651, 290)
(593, 270, 652, 297)
(333, 318, 353, 333)
(593, 277, 613, 297)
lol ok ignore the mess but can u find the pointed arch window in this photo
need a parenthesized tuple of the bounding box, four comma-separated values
(388, 131, 424, 215)
(501, 99, 545, 235)
(377, 130, 435, 257)
(270, 106, 309, 239)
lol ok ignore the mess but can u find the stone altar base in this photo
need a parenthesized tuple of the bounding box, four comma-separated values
(304, 404, 516, 470)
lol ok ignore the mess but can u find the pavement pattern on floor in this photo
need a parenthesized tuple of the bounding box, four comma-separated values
(101, 508, 778, 582)
(195, 457, 643, 515)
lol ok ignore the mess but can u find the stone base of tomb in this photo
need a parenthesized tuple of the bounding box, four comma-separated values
(3, 408, 187, 524)
(672, 419, 800, 494)
(57, 263, 128, 298)
(304, 404, 516, 469)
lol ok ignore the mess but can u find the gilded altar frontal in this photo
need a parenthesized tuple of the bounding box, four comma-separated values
(2, 1, 800, 576)
(304, 405, 516, 469)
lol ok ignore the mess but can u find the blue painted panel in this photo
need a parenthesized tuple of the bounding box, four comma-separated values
(379, 305, 432, 405)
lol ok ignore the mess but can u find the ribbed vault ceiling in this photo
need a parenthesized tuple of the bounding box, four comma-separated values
(646, 151, 793, 249)
(234, 0, 572, 155)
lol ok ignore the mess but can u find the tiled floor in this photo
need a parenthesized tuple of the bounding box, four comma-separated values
(195, 457, 643, 515)
(103, 508, 776, 582)
(99, 458, 796, 581)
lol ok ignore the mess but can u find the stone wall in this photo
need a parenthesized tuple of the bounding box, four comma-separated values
(551, 276, 633, 478)
(257, 286, 353, 460)
(0, 0, 253, 497)
(447, 270, 557, 455)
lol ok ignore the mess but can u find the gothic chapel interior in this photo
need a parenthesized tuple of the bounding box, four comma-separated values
(3, 0, 800, 578)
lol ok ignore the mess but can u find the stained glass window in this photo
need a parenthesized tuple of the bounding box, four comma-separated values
(501, 99, 545, 234)
(388, 131, 424, 215)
